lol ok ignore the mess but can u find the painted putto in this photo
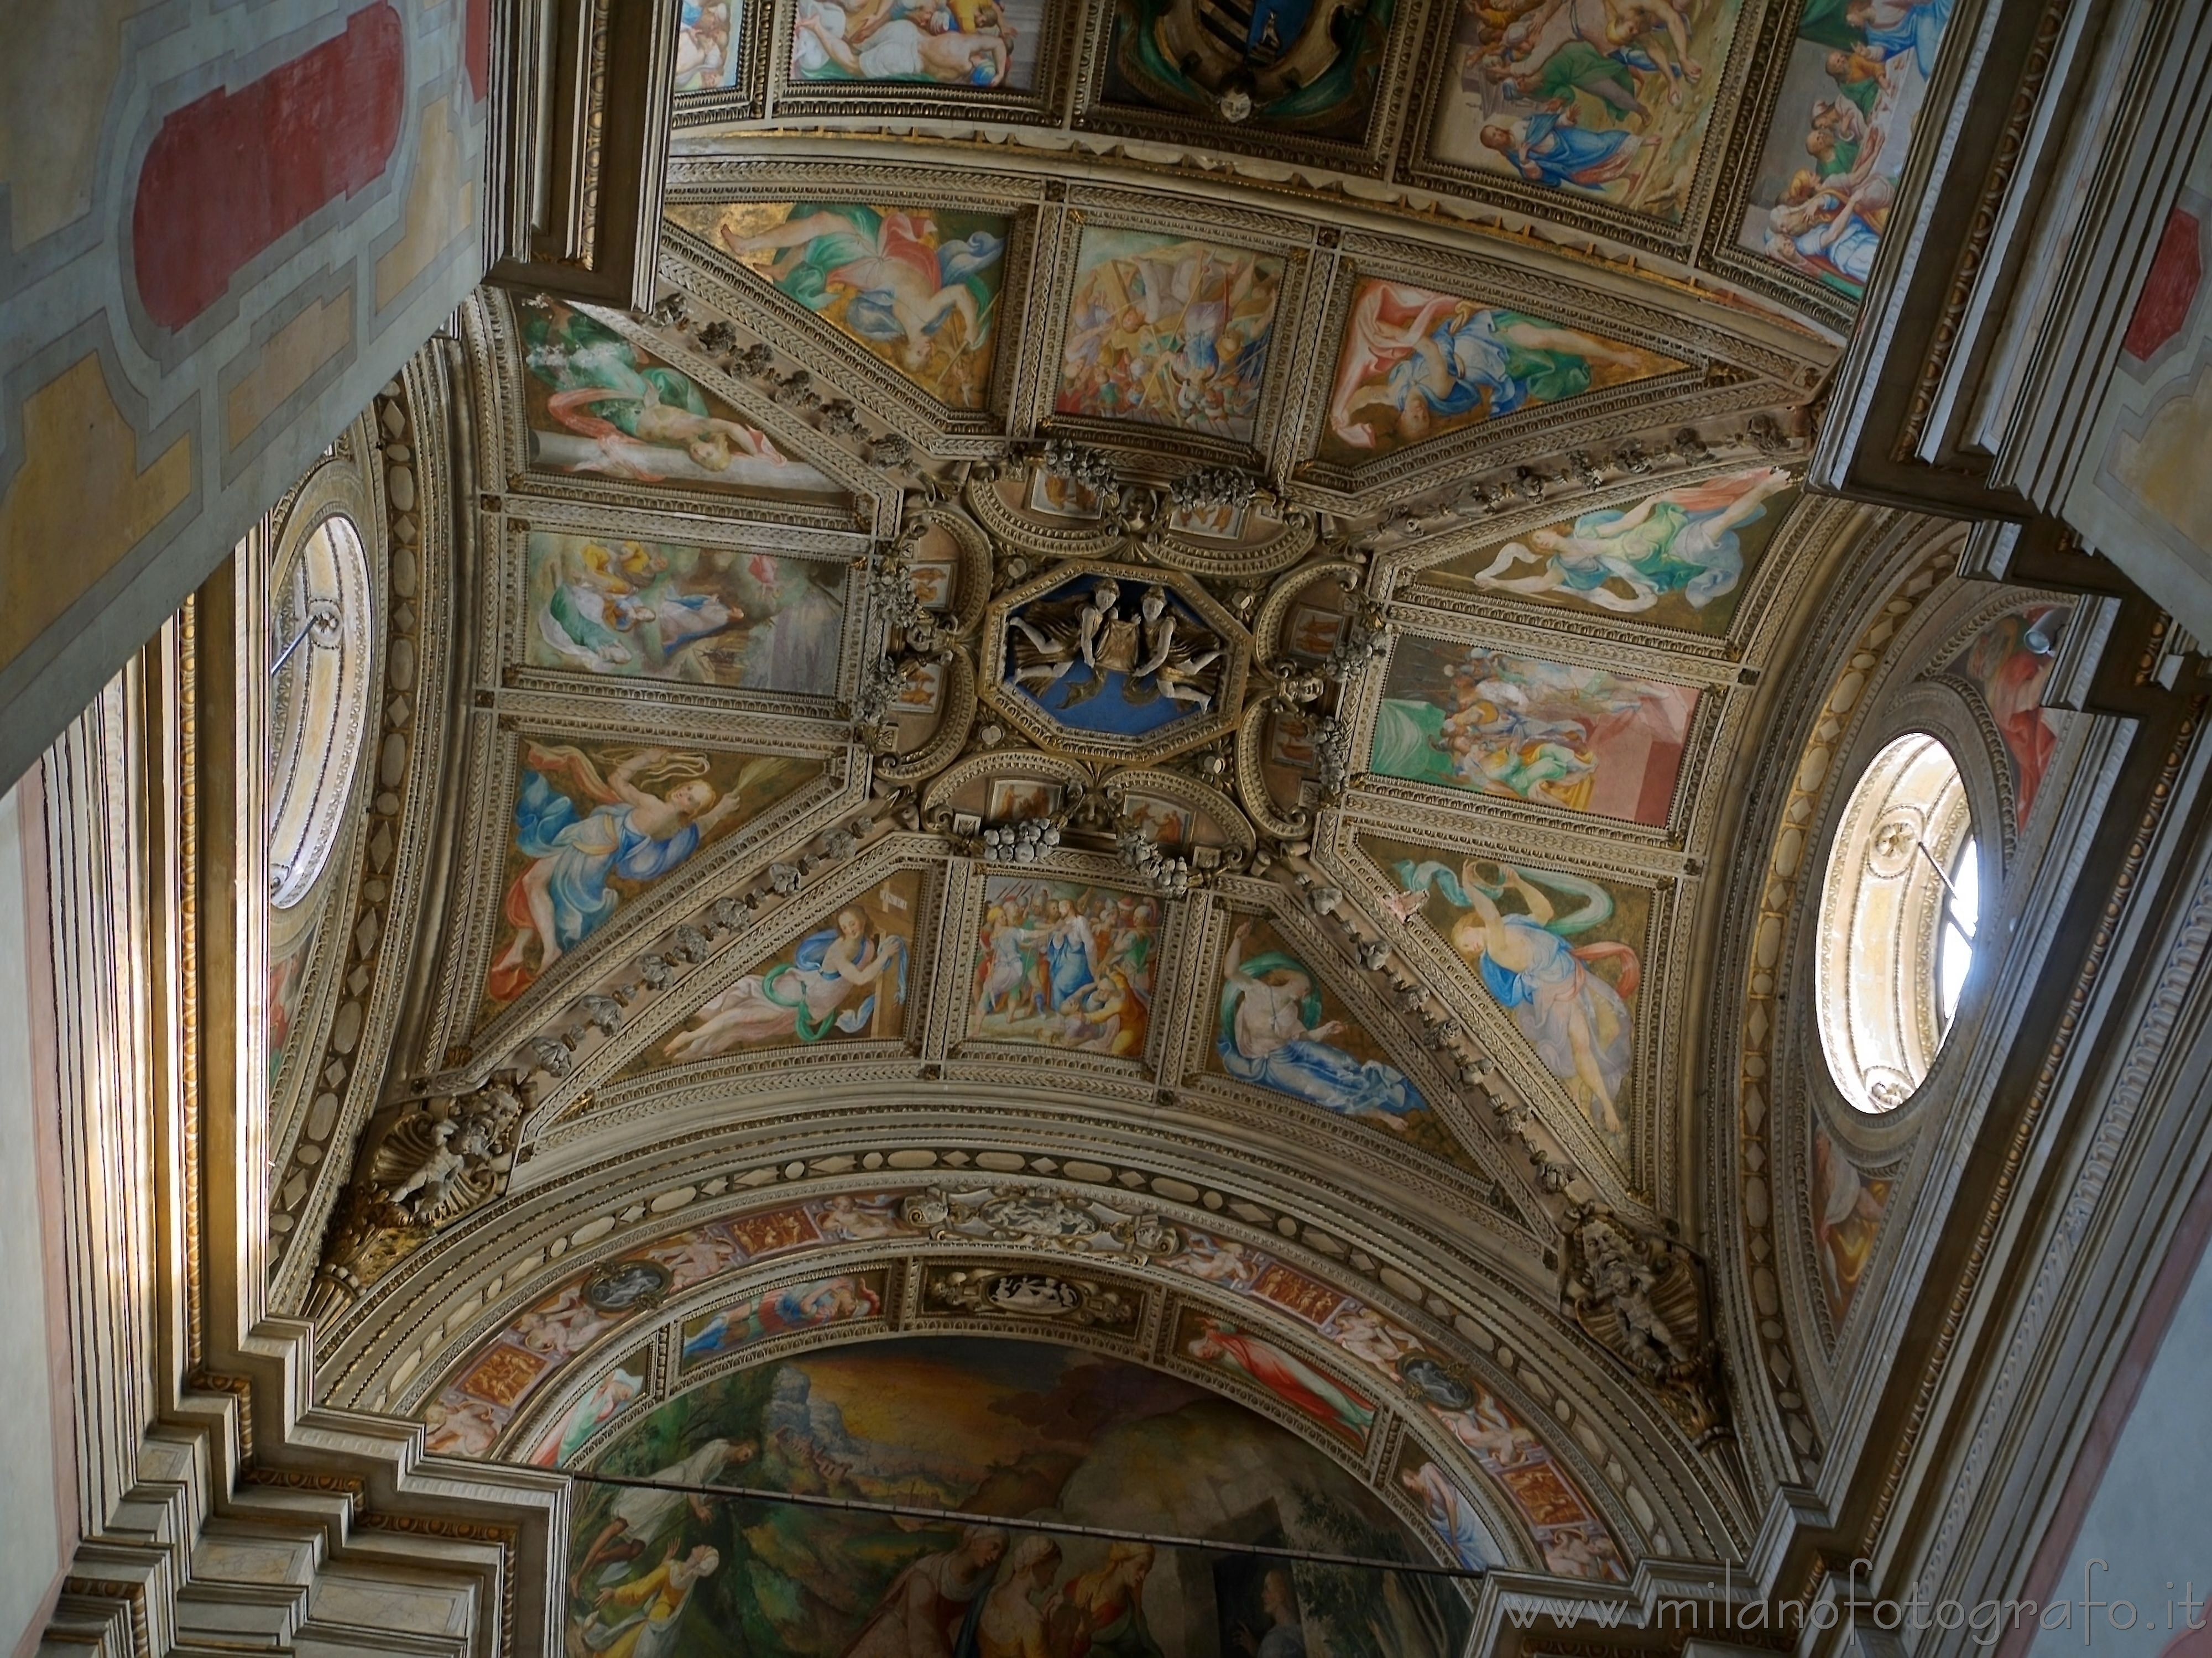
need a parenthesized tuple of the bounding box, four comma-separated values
(1421, 467, 1795, 633)
(970, 876, 1157, 1055)
(1055, 227, 1285, 442)
(789, 0, 1047, 88)
(1738, 0, 1956, 295)
(676, 200, 1009, 410)
(1322, 279, 1679, 462)
(525, 535, 847, 693)
(1370, 639, 1697, 824)
(1430, 0, 1747, 219)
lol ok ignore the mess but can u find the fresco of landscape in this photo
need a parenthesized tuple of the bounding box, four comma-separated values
(568, 1336, 1471, 1656)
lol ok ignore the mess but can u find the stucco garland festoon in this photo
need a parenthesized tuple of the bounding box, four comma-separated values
(295, 177, 1976, 1610)
(321, 477, 1893, 1406)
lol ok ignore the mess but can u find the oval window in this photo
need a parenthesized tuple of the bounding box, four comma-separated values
(268, 513, 375, 908)
(1814, 734, 1978, 1112)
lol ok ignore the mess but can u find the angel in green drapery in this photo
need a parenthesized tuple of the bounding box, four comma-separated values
(518, 298, 786, 480)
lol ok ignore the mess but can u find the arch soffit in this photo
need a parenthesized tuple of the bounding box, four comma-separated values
(354, 1163, 1750, 1576)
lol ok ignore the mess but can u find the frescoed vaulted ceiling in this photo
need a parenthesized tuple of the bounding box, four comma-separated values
(269, 0, 1971, 1624)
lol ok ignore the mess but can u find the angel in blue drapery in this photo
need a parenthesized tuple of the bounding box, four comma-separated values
(1392, 859, 1639, 1140)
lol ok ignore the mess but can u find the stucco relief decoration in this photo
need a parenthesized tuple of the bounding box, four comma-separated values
(1562, 1202, 1725, 1442)
(902, 1184, 1184, 1262)
(265, 35, 1909, 1605)
(312, 1075, 536, 1307)
(982, 561, 1246, 761)
(924, 1265, 1142, 1329)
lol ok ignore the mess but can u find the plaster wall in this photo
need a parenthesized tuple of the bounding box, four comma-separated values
(0, 0, 489, 791)
(0, 775, 76, 1658)
(2025, 1167, 2212, 1658)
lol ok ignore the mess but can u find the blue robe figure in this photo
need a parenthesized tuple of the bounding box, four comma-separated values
(1488, 109, 1644, 192)
(508, 772, 701, 951)
(1860, 0, 1950, 76)
(1046, 909, 1098, 1010)
(1218, 936, 1427, 1127)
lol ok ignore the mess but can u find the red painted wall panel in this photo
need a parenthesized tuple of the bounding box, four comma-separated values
(467, 0, 490, 100)
(132, 3, 405, 329)
(2122, 208, 2204, 364)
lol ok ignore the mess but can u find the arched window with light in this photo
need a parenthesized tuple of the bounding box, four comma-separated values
(267, 511, 375, 910)
(1815, 734, 1978, 1112)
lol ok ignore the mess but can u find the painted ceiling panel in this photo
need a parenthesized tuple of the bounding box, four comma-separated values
(293, 0, 1968, 1610)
